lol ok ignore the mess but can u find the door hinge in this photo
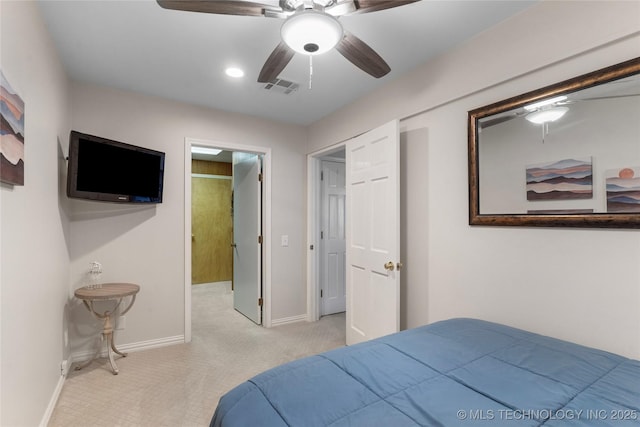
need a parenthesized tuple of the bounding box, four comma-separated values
(258, 297, 263, 307)
(320, 289, 323, 298)
(321, 170, 324, 181)
(320, 231, 323, 239)
(258, 173, 263, 182)
(258, 235, 263, 244)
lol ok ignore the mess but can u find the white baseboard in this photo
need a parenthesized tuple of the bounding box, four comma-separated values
(116, 335, 185, 353)
(70, 335, 185, 363)
(271, 314, 307, 326)
(39, 362, 67, 427)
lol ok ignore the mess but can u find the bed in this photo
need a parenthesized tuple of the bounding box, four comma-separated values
(210, 318, 640, 426)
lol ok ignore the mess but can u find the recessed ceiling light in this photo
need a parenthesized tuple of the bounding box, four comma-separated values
(192, 146, 222, 156)
(225, 67, 245, 78)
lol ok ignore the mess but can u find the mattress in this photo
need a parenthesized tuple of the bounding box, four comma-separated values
(210, 318, 640, 426)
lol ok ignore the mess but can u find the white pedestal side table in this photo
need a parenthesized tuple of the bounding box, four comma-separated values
(74, 283, 140, 375)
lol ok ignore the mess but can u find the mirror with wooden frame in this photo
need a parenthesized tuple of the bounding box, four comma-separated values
(468, 57, 640, 228)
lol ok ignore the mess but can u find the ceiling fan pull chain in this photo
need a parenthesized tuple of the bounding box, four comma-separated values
(309, 55, 313, 90)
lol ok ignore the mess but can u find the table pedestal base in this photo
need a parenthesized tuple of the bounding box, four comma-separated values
(75, 310, 127, 375)
(74, 283, 139, 375)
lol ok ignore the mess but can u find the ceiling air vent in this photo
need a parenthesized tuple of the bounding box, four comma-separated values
(264, 78, 299, 95)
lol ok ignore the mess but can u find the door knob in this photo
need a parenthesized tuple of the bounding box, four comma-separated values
(231, 243, 237, 248)
(384, 261, 395, 271)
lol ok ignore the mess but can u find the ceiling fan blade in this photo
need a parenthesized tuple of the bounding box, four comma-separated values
(351, 0, 421, 15)
(258, 42, 295, 83)
(579, 94, 640, 101)
(156, 0, 277, 17)
(336, 31, 390, 78)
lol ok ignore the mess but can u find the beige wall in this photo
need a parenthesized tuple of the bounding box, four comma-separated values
(0, 1, 72, 425)
(2, 1, 639, 425)
(67, 83, 308, 357)
(309, 1, 640, 358)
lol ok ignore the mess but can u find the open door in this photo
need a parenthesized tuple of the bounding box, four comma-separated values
(346, 120, 400, 345)
(232, 152, 262, 324)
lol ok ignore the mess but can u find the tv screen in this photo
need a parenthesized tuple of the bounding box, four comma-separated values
(67, 131, 165, 203)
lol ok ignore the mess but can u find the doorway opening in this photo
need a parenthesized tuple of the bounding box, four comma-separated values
(184, 138, 272, 343)
(307, 120, 401, 345)
(191, 150, 233, 287)
(307, 144, 347, 322)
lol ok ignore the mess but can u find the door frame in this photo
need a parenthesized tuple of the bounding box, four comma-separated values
(306, 143, 346, 322)
(184, 137, 272, 342)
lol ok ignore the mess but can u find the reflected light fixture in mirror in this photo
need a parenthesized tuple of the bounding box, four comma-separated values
(525, 106, 569, 124)
(281, 11, 343, 55)
(524, 95, 569, 124)
(524, 95, 567, 111)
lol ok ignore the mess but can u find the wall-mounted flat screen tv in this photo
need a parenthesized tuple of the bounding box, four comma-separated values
(67, 131, 165, 203)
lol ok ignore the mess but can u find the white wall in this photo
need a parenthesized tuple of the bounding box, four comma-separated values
(0, 1, 72, 425)
(309, 1, 640, 358)
(67, 83, 308, 357)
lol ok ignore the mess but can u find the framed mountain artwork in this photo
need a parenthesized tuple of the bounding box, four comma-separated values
(1, 70, 25, 186)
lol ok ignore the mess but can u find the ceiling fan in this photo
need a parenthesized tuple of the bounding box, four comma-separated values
(479, 75, 640, 129)
(480, 94, 640, 129)
(157, 0, 421, 83)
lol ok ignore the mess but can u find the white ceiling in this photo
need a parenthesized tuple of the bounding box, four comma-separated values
(37, 0, 536, 126)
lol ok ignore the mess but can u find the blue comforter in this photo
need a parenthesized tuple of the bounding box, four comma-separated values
(211, 318, 640, 426)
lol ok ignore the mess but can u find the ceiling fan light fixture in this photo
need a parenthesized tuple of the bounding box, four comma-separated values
(525, 106, 569, 124)
(281, 11, 343, 55)
(524, 95, 568, 112)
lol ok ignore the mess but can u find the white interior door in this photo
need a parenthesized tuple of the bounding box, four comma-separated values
(346, 120, 400, 345)
(320, 160, 346, 316)
(232, 152, 262, 324)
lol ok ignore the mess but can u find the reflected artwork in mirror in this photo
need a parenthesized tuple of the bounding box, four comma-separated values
(468, 57, 640, 228)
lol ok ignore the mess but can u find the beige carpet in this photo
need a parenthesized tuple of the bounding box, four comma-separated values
(49, 282, 346, 426)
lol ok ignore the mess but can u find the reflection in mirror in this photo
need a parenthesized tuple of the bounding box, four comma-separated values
(468, 58, 640, 228)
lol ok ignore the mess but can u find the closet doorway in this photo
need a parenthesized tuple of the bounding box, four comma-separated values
(191, 153, 233, 286)
(319, 158, 346, 316)
(307, 146, 347, 321)
(184, 138, 272, 342)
